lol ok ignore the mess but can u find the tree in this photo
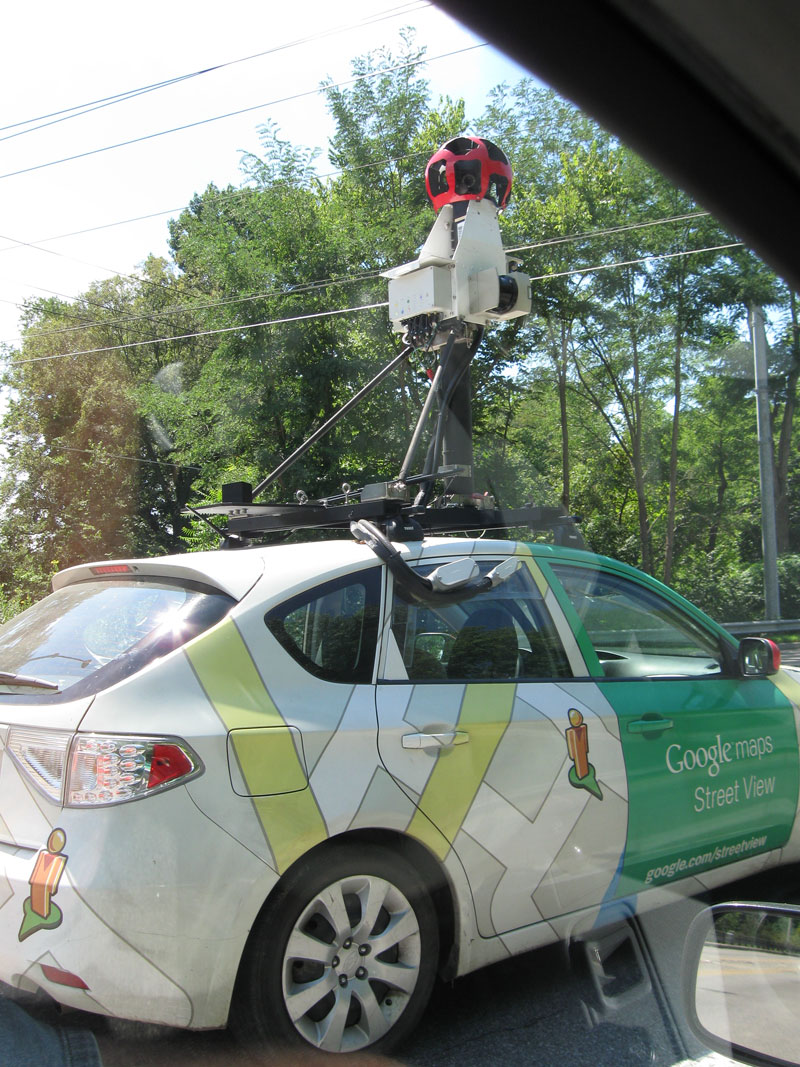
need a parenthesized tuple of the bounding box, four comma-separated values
(2, 49, 797, 620)
(0, 297, 140, 596)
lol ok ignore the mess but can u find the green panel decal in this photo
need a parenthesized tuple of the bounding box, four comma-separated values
(407, 683, 514, 858)
(602, 678, 799, 896)
(186, 619, 328, 872)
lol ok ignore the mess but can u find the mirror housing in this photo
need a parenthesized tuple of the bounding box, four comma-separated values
(683, 902, 800, 1067)
(738, 636, 781, 677)
(428, 558, 480, 592)
(486, 557, 522, 586)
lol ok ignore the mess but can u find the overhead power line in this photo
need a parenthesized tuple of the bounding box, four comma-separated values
(0, 150, 432, 315)
(9, 241, 747, 367)
(0, 146, 430, 284)
(0, 209, 721, 346)
(0, 43, 485, 183)
(1, 2, 429, 143)
(11, 302, 391, 365)
(54, 445, 201, 471)
(0, 231, 168, 295)
(526, 241, 744, 283)
(18, 273, 384, 342)
(506, 211, 712, 253)
(0, 149, 431, 262)
(0, 188, 252, 253)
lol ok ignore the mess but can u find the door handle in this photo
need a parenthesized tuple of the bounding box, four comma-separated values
(627, 716, 674, 734)
(402, 731, 470, 750)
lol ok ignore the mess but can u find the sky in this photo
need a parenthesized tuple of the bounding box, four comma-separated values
(0, 0, 531, 349)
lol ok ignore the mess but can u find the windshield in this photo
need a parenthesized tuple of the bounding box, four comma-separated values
(0, 579, 234, 699)
(0, 3, 798, 1067)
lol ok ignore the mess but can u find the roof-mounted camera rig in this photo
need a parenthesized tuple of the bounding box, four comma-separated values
(191, 137, 582, 549)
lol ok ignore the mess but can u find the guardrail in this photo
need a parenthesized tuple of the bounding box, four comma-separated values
(722, 620, 800, 635)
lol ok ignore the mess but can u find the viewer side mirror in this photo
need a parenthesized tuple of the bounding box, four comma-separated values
(738, 637, 781, 677)
(683, 902, 800, 1067)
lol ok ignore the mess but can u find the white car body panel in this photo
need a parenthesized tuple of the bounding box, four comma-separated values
(0, 536, 798, 1030)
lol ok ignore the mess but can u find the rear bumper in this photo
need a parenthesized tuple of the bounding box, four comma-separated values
(0, 793, 275, 1029)
(0, 835, 197, 1023)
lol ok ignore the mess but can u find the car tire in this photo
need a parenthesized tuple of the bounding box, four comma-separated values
(230, 842, 440, 1055)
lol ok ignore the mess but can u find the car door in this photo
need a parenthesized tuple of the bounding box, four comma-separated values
(546, 559, 800, 898)
(375, 548, 630, 937)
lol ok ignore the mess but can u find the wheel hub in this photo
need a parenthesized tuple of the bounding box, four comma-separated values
(336, 943, 362, 977)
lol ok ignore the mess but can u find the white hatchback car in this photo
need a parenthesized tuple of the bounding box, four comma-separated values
(0, 532, 798, 1055)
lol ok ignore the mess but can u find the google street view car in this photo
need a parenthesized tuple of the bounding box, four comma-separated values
(1, 140, 799, 1056)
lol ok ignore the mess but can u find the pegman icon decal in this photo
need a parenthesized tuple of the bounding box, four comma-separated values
(19, 828, 68, 941)
(565, 710, 603, 800)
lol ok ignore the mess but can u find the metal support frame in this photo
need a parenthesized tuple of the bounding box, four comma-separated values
(188, 148, 577, 549)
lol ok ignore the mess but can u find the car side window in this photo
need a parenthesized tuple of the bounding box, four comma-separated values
(390, 561, 571, 681)
(551, 564, 725, 679)
(265, 567, 381, 683)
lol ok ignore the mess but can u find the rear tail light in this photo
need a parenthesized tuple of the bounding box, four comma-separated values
(6, 729, 70, 803)
(7, 729, 202, 806)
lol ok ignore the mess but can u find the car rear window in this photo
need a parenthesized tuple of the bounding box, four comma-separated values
(0, 577, 235, 701)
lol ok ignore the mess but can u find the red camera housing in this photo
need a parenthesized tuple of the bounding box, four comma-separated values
(425, 136, 513, 211)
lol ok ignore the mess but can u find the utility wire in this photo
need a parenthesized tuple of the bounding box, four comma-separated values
(0, 187, 253, 252)
(8, 273, 385, 344)
(9, 241, 748, 367)
(54, 445, 201, 471)
(0, 144, 429, 291)
(11, 302, 390, 365)
(506, 211, 712, 253)
(0, 209, 719, 346)
(0, 277, 189, 336)
(1, 3, 429, 142)
(525, 241, 744, 283)
(0, 43, 485, 183)
(15, 238, 745, 478)
(0, 149, 432, 257)
(0, 147, 429, 313)
(0, 231, 170, 295)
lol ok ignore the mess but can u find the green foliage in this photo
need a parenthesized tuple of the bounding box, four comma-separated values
(1, 41, 799, 629)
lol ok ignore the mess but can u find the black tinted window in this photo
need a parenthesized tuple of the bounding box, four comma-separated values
(390, 561, 571, 681)
(265, 567, 381, 683)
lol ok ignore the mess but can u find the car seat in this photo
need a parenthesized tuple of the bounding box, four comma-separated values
(447, 605, 519, 679)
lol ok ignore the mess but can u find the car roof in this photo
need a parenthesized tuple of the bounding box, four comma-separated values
(52, 536, 610, 602)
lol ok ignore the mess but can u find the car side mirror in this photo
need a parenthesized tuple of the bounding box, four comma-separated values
(683, 902, 800, 1066)
(738, 636, 781, 677)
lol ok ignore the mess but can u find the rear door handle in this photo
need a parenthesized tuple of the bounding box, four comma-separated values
(402, 731, 470, 750)
(627, 716, 674, 734)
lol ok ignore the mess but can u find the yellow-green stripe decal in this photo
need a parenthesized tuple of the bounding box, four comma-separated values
(407, 683, 514, 858)
(773, 668, 800, 707)
(186, 619, 328, 872)
(516, 545, 549, 595)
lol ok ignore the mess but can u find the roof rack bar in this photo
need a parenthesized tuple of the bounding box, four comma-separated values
(252, 345, 413, 499)
(199, 496, 584, 545)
